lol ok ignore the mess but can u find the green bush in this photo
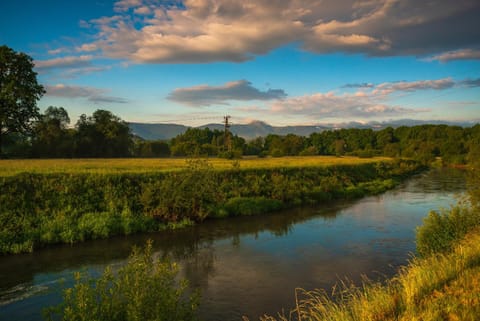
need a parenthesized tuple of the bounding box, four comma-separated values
(44, 241, 199, 321)
(416, 206, 480, 257)
(221, 197, 284, 216)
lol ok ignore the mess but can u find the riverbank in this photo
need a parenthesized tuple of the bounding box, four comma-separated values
(259, 227, 480, 321)
(257, 170, 480, 321)
(0, 157, 423, 255)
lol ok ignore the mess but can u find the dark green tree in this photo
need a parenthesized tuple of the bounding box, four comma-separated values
(0, 45, 45, 156)
(32, 106, 72, 157)
(135, 140, 171, 157)
(74, 109, 132, 157)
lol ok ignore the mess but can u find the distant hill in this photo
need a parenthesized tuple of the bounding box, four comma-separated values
(128, 119, 478, 141)
(128, 123, 189, 140)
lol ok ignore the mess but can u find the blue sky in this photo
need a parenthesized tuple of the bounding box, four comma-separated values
(1, 0, 479, 126)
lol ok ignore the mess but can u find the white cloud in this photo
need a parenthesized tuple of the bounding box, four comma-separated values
(76, 43, 98, 52)
(35, 55, 109, 77)
(134, 6, 152, 15)
(35, 55, 93, 70)
(264, 77, 465, 119)
(373, 78, 456, 95)
(269, 91, 418, 119)
(427, 49, 480, 62)
(46, 84, 128, 104)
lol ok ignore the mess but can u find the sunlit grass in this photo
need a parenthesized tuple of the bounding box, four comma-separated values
(0, 156, 392, 176)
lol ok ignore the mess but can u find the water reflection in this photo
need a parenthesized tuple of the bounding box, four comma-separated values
(0, 169, 467, 321)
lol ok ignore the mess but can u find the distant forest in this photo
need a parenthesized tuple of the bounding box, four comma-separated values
(3, 106, 480, 165)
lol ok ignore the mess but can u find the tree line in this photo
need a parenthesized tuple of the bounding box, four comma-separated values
(2, 103, 479, 165)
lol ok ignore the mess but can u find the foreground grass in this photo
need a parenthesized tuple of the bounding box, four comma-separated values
(258, 219, 480, 321)
(0, 156, 391, 176)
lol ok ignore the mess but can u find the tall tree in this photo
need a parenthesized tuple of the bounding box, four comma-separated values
(75, 109, 132, 157)
(0, 45, 45, 156)
(32, 106, 72, 157)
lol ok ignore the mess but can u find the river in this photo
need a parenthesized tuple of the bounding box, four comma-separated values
(0, 168, 467, 320)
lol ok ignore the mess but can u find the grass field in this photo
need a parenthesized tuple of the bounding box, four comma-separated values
(0, 156, 392, 176)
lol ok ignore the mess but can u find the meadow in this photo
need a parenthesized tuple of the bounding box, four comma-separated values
(0, 156, 392, 176)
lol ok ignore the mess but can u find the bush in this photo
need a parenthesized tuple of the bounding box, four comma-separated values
(416, 206, 480, 257)
(221, 197, 284, 217)
(44, 241, 199, 321)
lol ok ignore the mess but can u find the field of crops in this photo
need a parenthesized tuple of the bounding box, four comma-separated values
(0, 156, 392, 176)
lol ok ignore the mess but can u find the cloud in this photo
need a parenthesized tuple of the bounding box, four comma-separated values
(35, 55, 94, 70)
(60, 66, 112, 78)
(167, 80, 287, 106)
(45, 84, 129, 104)
(114, 0, 143, 12)
(269, 92, 420, 119)
(35, 55, 109, 77)
(267, 76, 469, 119)
(427, 49, 480, 62)
(76, 43, 98, 52)
(373, 78, 456, 95)
(460, 78, 480, 87)
(74, 0, 480, 63)
(342, 83, 375, 89)
(168, 76, 475, 120)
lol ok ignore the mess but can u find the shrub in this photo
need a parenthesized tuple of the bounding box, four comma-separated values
(221, 197, 284, 216)
(44, 241, 199, 321)
(416, 206, 480, 257)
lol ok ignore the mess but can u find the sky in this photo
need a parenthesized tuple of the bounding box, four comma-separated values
(1, 0, 480, 126)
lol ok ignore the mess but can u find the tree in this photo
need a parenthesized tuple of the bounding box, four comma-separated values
(334, 139, 346, 156)
(32, 106, 73, 157)
(0, 45, 45, 156)
(74, 109, 132, 157)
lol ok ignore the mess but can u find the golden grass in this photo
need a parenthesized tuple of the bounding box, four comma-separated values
(0, 156, 391, 176)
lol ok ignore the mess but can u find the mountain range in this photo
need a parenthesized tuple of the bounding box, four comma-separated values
(128, 119, 478, 141)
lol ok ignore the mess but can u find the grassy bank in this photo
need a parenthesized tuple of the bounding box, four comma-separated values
(0, 157, 422, 254)
(257, 187, 480, 321)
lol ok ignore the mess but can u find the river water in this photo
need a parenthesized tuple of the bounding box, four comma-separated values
(0, 168, 467, 321)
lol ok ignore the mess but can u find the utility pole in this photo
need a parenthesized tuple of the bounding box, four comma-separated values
(223, 115, 231, 151)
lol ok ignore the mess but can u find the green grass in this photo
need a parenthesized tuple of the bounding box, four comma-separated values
(0, 156, 392, 176)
